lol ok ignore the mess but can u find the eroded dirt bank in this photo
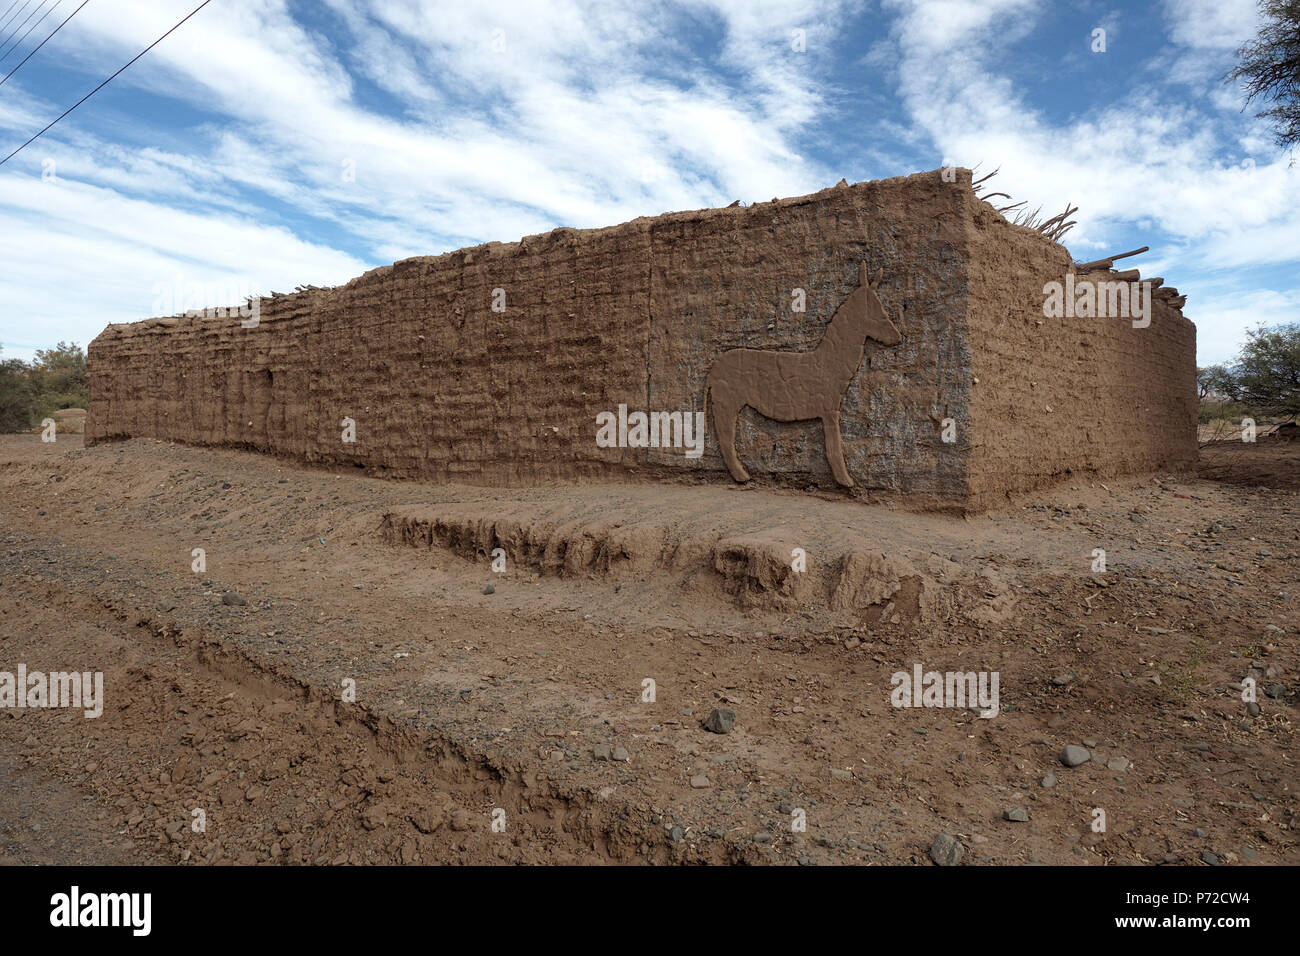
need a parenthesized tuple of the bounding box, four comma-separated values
(0, 435, 1295, 865)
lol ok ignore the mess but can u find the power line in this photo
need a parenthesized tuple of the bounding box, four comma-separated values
(0, 0, 88, 88)
(0, 0, 51, 51)
(0, 0, 59, 64)
(0, 0, 55, 60)
(0, 2, 22, 31)
(0, 1, 35, 45)
(0, 0, 213, 168)
(0, 0, 33, 32)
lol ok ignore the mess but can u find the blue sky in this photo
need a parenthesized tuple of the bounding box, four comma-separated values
(1, 0, 1296, 365)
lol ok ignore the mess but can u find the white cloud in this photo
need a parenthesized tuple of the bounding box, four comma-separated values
(2, 0, 867, 355)
(880, 0, 1300, 363)
(1162, 0, 1260, 51)
(1189, 287, 1300, 363)
(1, 0, 1294, 367)
(0, 174, 368, 360)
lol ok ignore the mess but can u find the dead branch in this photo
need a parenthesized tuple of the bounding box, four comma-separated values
(1075, 246, 1149, 271)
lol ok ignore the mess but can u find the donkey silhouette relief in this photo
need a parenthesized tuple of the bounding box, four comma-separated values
(705, 262, 902, 487)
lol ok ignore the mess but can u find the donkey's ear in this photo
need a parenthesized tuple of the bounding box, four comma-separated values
(871, 268, 883, 288)
(858, 261, 869, 287)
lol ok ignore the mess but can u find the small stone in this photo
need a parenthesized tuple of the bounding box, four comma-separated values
(1246, 702, 1261, 716)
(830, 768, 853, 781)
(483, 583, 495, 595)
(593, 743, 611, 761)
(1060, 745, 1090, 767)
(1193, 828, 1207, 838)
(929, 832, 964, 866)
(703, 707, 735, 734)
(1003, 807, 1030, 822)
(221, 591, 247, 606)
(1241, 847, 1258, 861)
(669, 825, 684, 843)
(612, 746, 630, 762)
(1051, 672, 1075, 686)
(1040, 771, 1057, 788)
(690, 774, 711, 789)
(1201, 851, 1220, 866)
(1106, 757, 1130, 772)
(1265, 684, 1286, 699)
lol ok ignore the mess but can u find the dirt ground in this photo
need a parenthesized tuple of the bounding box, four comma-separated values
(0, 434, 1295, 865)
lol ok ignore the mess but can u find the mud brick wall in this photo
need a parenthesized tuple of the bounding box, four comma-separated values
(89, 228, 655, 485)
(646, 173, 970, 500)
(964, 201, 1198, 508)
(87, 169, 1196, 509)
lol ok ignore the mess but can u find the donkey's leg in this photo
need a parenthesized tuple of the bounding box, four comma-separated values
(712, 390, 750, 482)
(822, 411, 855, 487)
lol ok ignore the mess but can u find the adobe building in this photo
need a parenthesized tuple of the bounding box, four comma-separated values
(87, 168, 1197, 511)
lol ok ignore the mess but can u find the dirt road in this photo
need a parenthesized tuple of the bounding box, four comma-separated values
(0, 435, 1295, 864)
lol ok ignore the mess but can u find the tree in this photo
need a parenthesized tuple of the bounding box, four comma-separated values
(1232, 322, 1300, 418)
(29, 341, 88, 416)
(1198, 363, 1238, 400)
(1226, 0, 1300, 152)
(0, 347, 36, 433)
